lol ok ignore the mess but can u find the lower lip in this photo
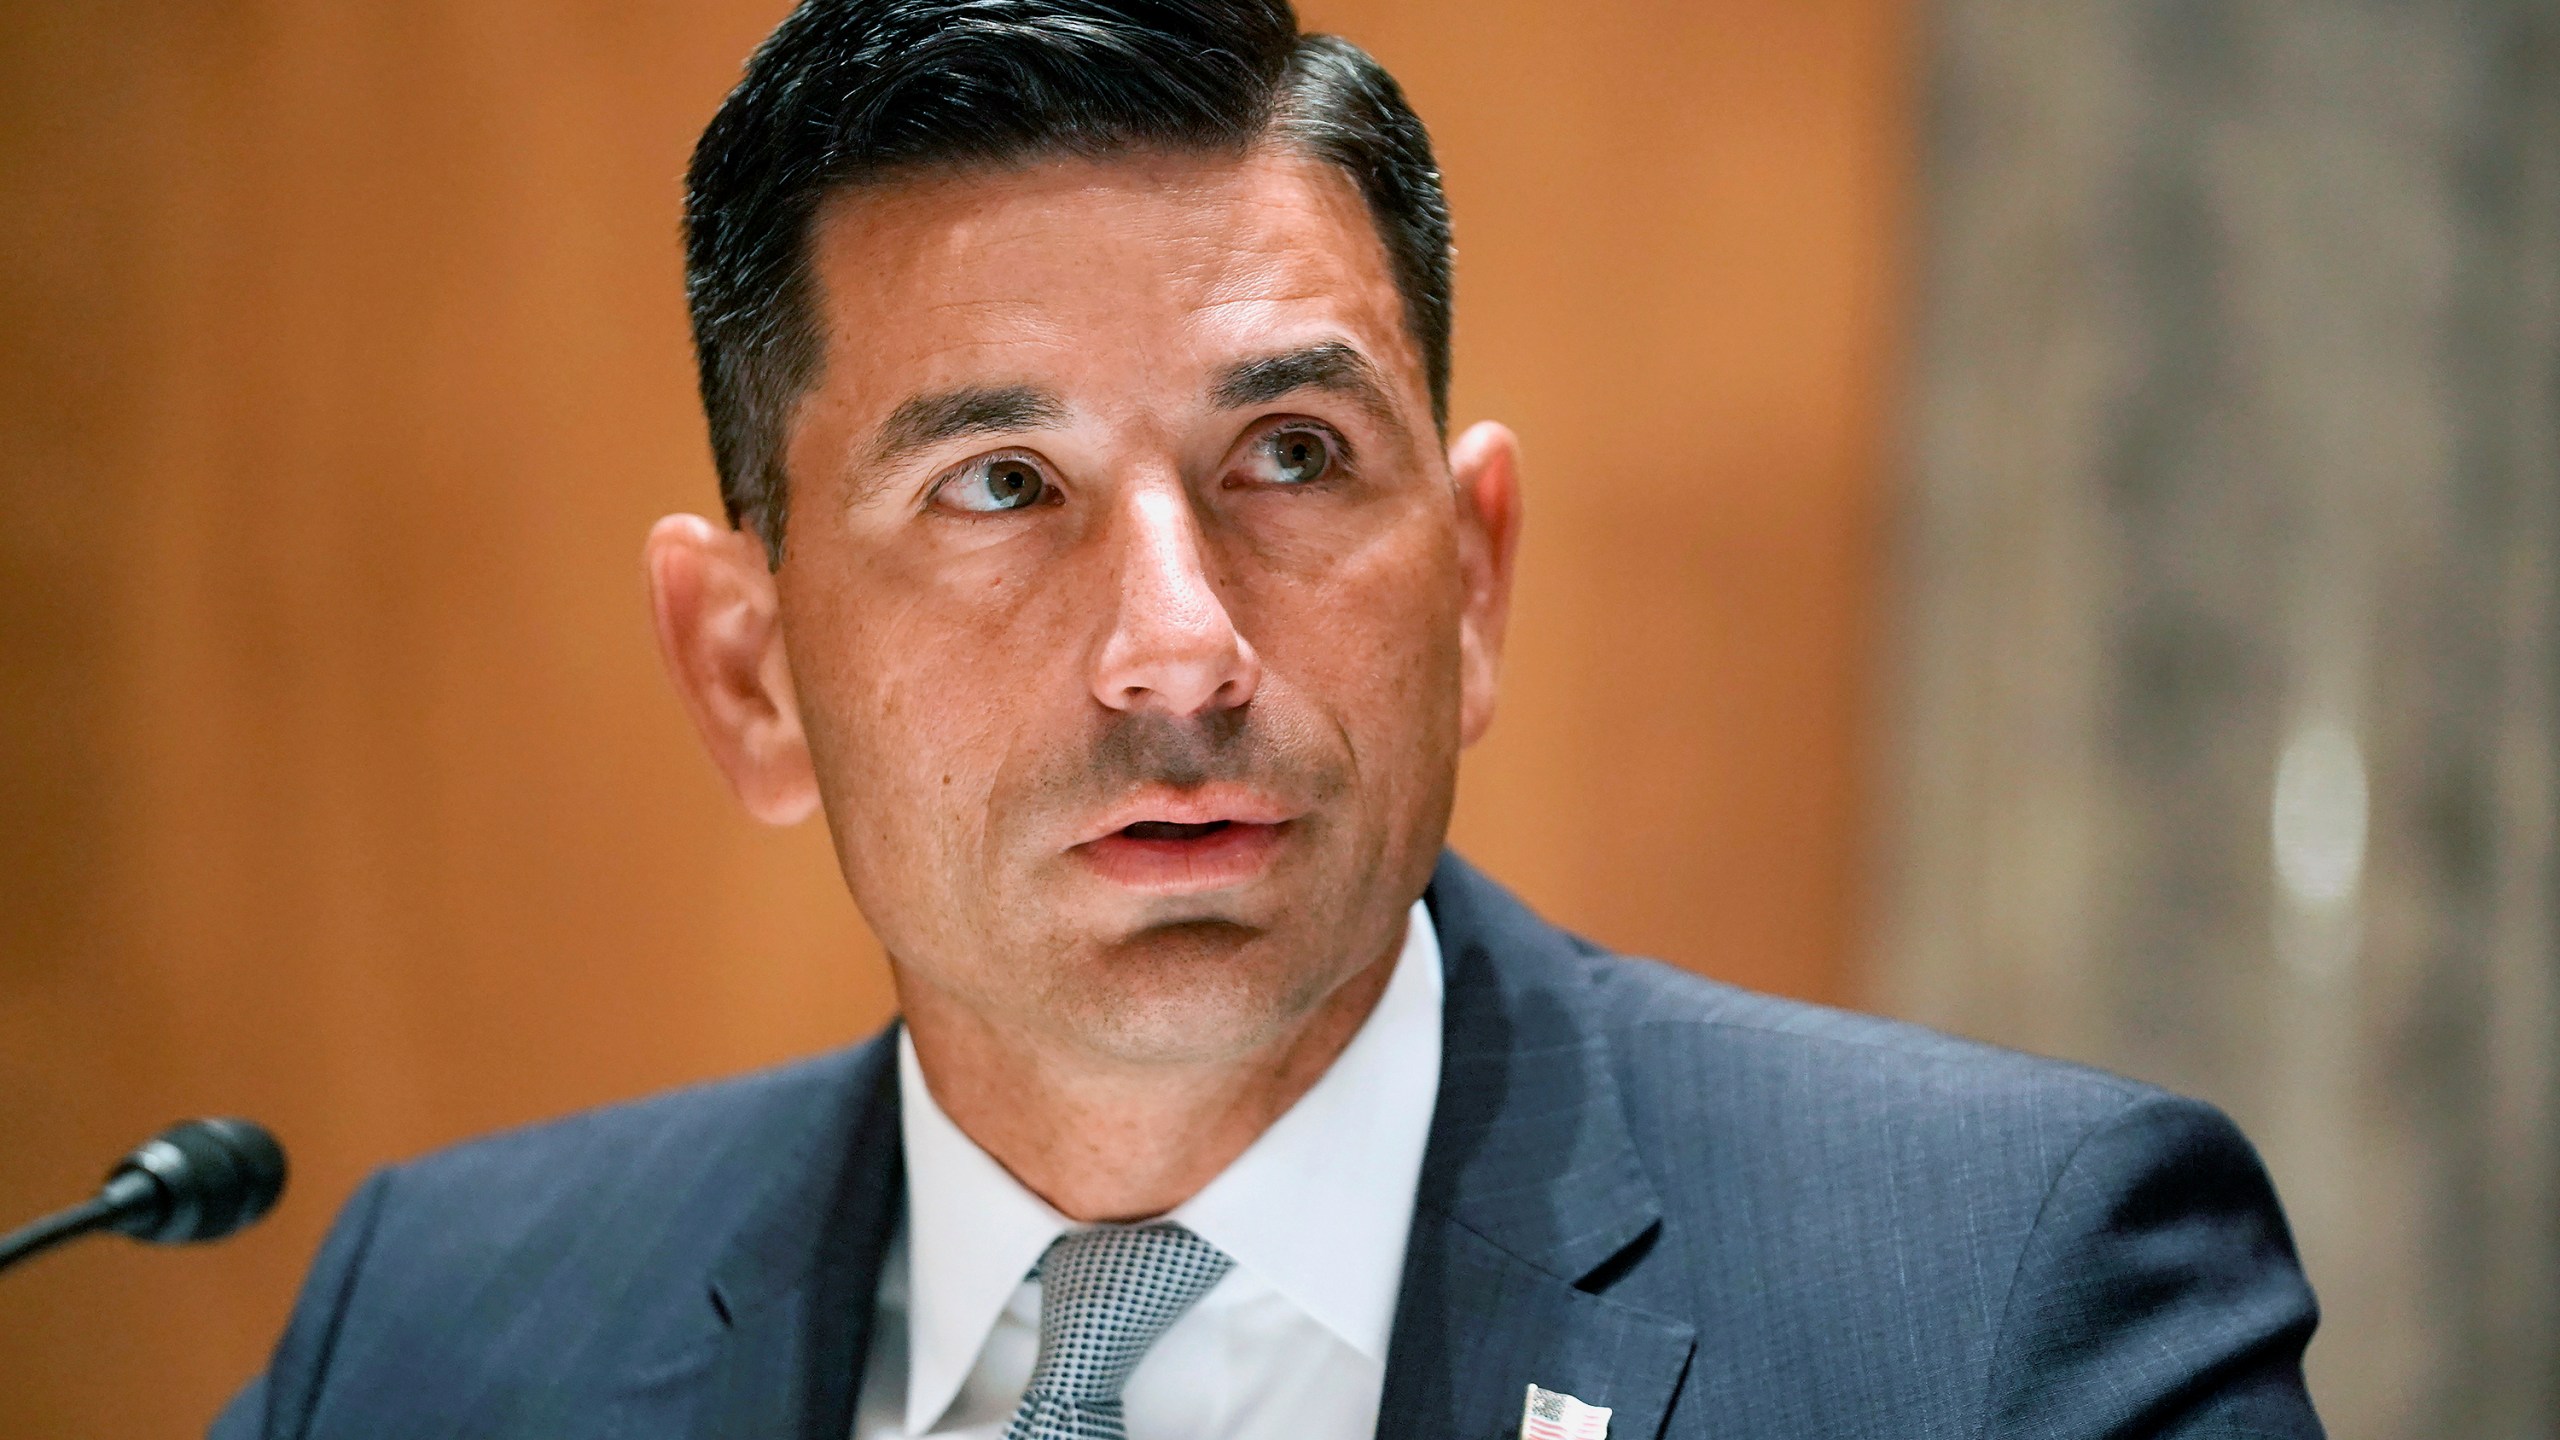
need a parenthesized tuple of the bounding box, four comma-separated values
(1073, 822, 1290, 894)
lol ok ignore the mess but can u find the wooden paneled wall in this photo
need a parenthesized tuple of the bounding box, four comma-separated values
(0, 2, 1904, 1432)
(1887, 6, 2559, 1430)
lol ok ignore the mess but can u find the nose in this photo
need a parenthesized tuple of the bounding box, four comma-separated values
(1089, 485, 1262, 717)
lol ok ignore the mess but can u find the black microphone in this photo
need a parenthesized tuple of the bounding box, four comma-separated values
(0, 1118, 288, 1276)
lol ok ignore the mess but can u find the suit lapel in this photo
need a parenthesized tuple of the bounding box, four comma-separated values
(701, 1030, 902, 1440)
(589, 1031, 904, 1440)
(1381, 856, 1697, 1440)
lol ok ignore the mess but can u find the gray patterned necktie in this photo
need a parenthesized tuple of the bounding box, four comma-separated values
(1002, 1222, 1233, 1440)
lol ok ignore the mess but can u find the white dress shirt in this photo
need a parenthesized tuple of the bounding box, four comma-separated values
(852, 900, 1444, 1440)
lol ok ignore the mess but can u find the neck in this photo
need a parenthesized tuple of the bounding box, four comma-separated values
(896, 929, 1405, 1223)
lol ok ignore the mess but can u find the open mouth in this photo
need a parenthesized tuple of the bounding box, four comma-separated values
(1119, 819, 1235, 842)
(1075, 813, 1290, 893)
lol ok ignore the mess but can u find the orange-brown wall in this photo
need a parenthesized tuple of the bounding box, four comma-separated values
(0, 2, 1904, 1432)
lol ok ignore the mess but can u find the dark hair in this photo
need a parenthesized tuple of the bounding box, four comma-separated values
(683, 0, 1453, 561)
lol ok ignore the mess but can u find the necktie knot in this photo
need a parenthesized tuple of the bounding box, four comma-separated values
(1003, 1222, 1231, 1440)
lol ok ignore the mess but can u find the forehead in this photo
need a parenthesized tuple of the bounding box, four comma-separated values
(799, 148, 1425, 423)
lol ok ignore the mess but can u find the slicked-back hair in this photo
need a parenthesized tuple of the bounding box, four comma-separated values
(683, 0, 1454, 562)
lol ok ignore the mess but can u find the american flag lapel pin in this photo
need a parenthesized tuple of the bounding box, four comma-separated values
(1520, 1383, 1612, 1440)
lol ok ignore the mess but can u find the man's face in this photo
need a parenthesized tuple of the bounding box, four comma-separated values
(750, 148, 1511, 1065)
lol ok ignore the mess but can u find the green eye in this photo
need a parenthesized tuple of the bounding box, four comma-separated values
(941, 454, 1049, 512)
(1254, 426, 1335, 486)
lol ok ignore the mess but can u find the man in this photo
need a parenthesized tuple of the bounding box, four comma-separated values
(213, 2, 2324, 1436)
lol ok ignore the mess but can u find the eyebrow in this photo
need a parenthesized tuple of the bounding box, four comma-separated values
(868, 384, 1067, 468)
(1209, 341, 1403, 433)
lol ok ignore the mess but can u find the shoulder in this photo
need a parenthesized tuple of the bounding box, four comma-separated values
(238, 1035, 899, 1437)
(1427, 853, 2225, 1281)
(346, 1036, 896, 1301)
(371, 1038, 888, 1218)
(1429, 850, 2163, 1166)
(1581, 944, 2158, 1151)
(1567, 947, 2272, 1250)
(1560, 933, 2269, 1270)
(1428, 856, 2316, 1431)
(1576, 957, 2316, 1435)
(340, 1037, 891, 1352)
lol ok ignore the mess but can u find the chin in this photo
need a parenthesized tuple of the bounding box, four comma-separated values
(1049, 919, 1344, 1066)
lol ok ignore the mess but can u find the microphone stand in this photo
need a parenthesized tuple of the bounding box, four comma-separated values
(0, 1170, 162, 1275)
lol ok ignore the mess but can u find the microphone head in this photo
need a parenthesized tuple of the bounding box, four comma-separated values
(105, 1118, 289, 1245)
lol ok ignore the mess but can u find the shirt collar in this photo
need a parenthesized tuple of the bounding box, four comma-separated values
(895, 900, 1444, 1433)
(896, 1028, 1069, 1437)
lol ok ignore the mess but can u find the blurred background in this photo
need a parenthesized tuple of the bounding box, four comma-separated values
(0, 1, 2549, 1434)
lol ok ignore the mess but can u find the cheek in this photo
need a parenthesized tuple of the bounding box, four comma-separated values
(784, 547, 1081, 851)
(1246, 513, 1467, 770)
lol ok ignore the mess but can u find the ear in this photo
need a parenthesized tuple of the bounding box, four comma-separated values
(643, 514, 820, 825)
(1448, 421, 1523, 748)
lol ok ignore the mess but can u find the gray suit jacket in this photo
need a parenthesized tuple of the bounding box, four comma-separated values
(213, 853, 2322, 1438)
